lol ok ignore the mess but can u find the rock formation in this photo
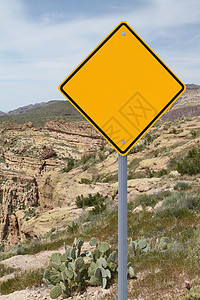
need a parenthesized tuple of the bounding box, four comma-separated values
(0, 120, 104, 247)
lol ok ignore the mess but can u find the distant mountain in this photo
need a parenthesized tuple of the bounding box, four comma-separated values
(0, 111, 6, 116)
(169, 84, 200, 110)
(162, 84, 200, 121)
(0, 100, 83, 128)
(8, 100, 61, 115)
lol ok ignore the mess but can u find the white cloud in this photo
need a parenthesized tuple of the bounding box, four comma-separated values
(0, 0, 199, 111)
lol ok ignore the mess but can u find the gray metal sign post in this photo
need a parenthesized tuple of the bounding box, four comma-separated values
(118, 154, 127, 300)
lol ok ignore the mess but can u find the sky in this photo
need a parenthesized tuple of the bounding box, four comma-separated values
(0, 0, 200, 112)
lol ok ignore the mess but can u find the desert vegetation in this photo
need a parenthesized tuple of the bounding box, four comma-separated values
(1, 98, 200, 298)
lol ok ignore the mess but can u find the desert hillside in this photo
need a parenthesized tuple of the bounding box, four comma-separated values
(162, 83, 200, 121)
(0, 87, 200, 299)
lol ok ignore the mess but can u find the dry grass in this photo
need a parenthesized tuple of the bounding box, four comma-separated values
(0, 268, 44, 295)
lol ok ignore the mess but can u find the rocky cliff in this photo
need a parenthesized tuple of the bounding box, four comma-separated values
(0, 120, 104, 248)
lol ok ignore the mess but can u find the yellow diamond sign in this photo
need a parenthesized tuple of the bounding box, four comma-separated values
(59, 22, 186, 156)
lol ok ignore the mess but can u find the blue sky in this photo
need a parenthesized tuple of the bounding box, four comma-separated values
(0, 0, 200, 112)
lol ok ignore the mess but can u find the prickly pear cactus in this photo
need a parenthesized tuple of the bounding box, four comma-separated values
(156, 236, 170, 251)
(130, 238, 150, 255)
(138, 239, 147, 249)
(128, 266, 135, 278)
(44, 236, 136, 297)
(160, 237, 169, 244)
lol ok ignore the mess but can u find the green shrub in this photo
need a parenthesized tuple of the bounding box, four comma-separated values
(146, 168, 167, 178)
(76, 193, 108, 219)
(144, 132, 160, 145)
(130, 191, 172, 210)
(79, 178, 92, 184)
(174, 182, 191, 191)
(0, 264, 17, 278)
(12, 177, 17, 182)
(16, 244, 26, 255)
(169, 127, 178, 134)
(89, 202, 106, 216)
(25, 184, 32, 191)
(100, 145, 105, 151)
(177, 146, 200, 175)
(156, 192, 200, 218)
(67, 222, 79, 234)
(23, 207, 37, 220)
(129, 143, 146, 154)
(81, 153, 96, 165)
(0, 268, 44, 295)
(75, 193, 107, 209)
(102, 173, 118, 183)
(134, 194, 158, 208)
(0, 156, 5, 163)
(82, 165, 89, 171)
(62, 158, 75, 173)
(156, 169, 168, 177)
(191, 130, 198, 138)
(99, 153, 106, 161)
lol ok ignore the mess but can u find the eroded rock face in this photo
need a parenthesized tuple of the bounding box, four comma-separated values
(0, 177, 38, 247)
(45, 120, 104, 153)
(136, 157, 170, 173)
(45, 120, 101, 139)
(0, 120, 104, 247)
(7, 122, 33, 131)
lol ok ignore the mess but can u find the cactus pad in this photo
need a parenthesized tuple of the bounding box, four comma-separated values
(128, 266, 135, 278)
(77, 237, 84, 249)
(75, 257, 84, 272)
(65, 268, 74, 279)
(159, 242, 168, 250)
(98, 242, 110, 253)
(97, 257, 107, 268)
(93, 249, 100, 260)
(50, 253, 61, 265)
(44, 269, 50, 280)
(50, 284, 62, 299)
(108, 251, 117, 263)
(138, 239, 147, 249)
(102, 277, 107, 289)
(89, 237, 97, 247)
(94, 267, 101, 278)
(160, 237, 169, 244)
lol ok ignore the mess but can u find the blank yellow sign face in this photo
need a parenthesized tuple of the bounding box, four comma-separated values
(59, 22, 186, 156)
